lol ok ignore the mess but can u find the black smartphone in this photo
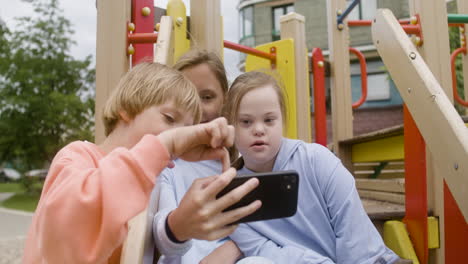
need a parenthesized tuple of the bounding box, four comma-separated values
(216, 170, 299, 224)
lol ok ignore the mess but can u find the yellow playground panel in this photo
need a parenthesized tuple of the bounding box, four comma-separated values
(245, 39, 298, 140)
(166, 0, 190, 63)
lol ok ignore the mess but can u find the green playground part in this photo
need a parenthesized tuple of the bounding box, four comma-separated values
(447, 14, 468, 24)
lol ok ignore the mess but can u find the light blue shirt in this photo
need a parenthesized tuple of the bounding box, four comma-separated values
(230, 138, 399, 264)
(151, 159, 227, 264)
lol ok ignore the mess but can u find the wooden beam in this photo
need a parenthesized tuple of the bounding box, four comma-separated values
(95, 0, 131, 143)
(408, 1, 453, 262)
(154, 16, 174, 66)
(356, 178, 405, 193)
(189, 0, 222, 56)
(120, 211, 147, 264)
(326, 0, 353, 161)
(358, 190, 405, 205)
(280, 13, 311, 143)
(373, 6, 468, 224)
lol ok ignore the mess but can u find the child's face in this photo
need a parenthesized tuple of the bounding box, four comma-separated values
(182, 63, 224, 123)
(127, 101, 194, 147)
(235, 85, 283, 172)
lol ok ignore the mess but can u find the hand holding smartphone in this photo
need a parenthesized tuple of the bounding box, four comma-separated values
(216, 170, 299, 224)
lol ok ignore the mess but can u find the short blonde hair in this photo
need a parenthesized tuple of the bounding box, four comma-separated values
(102, 62, 202, 136)
(173, 50, 229, 95)
(223, 71, 286, 167)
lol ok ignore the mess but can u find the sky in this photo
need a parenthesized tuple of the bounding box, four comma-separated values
(0, 0, 242, 80)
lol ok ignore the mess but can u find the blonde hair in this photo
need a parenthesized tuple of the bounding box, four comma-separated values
(222, 71, 286, 168)
(173, 50, 229, 95)
(102, 62, 202, 136)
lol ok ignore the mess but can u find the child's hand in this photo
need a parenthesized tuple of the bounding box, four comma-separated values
(157, 117, 234, 171)
(167, 168, 261, 242)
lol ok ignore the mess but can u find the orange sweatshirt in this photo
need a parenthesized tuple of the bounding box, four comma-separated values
(23, 135, 170, 264)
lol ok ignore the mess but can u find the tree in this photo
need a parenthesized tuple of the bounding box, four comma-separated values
(0, 0, 95, 171)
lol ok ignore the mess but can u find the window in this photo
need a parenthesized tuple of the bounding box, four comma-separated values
(272, 4, 294, 41)
(367, 73, 390, 101)
(239, 6, 254, 39)
(346, 0, 377, 20)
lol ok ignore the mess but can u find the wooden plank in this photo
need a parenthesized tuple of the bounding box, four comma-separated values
(120, 210, 147, 264)
(95, 0, 130, 143)
(326, 0, 353, 160)
(362, 198, 406, 220)
(358, 190, 405, 205)
(372, 12, 468, 264)
(356, 178, 405, 193)
(280, 13, 311, 143)
(154, 16, 174, 65)
(189, 0, 222, 56)
(340, 125, 403, 145)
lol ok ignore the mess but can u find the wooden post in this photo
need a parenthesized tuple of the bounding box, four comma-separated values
(408, 1, 453, 262)
(189, 0, 222, 56)
(95, 0, 131, 143)
(326, 0, 353, 164)
(280, 13, 311, 143)
(154, 16, 174, 66)
(458, 0, 468, 116)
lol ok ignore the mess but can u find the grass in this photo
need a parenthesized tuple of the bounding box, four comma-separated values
(0, 182, 23, 193)
(0, 181, 42, 212)
(1, 193, 40, 212)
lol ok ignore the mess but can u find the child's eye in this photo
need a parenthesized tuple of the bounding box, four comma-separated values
(239, 119, 251, 125)
(200, 93, 215, 101)
(164, 114, 175, 124)
(201, 95, 212, 101)
(265, 117, 276, 123)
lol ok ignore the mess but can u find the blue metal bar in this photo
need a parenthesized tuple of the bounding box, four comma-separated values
(337, 0, 361, 29)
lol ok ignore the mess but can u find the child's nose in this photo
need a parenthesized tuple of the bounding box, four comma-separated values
(253, 123, 265, 136)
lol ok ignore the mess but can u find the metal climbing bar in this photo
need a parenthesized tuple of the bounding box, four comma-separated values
(127, 33, 158, 44)
(348, 19, 409, 26)
(451, 47, 468, 107)
(223, 40, 277, 64)
(336, 0, 360, 28)
(447, 14, 468, 24)
(349, 47, 368, 109)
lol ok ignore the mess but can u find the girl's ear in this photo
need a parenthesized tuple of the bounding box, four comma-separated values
(119, 111, 132, 123)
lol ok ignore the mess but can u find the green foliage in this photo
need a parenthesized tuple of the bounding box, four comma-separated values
(449, 26, 466, 115)
(0, 0, 95, 170)
(0, 182, 23, 193)
(1, 193, 40, 212)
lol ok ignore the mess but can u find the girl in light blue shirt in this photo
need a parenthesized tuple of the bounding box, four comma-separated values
(220, 71, 401, 264)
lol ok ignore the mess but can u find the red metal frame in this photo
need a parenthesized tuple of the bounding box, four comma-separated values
(131, 0, 155, 65)
(348, 16, 423, 45)
(403, 106, 428, 264)
(444, 180, 468, 263)
(451, 47, 468, 107)
(311, 48, 327, 147)
(349, 47, 368, 109)
(223, 40, 277, 66)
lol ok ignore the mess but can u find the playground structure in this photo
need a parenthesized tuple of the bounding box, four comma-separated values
(94, 0, 468, 263)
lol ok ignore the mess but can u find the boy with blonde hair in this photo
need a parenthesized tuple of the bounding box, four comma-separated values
(23, 62, 260, 264)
